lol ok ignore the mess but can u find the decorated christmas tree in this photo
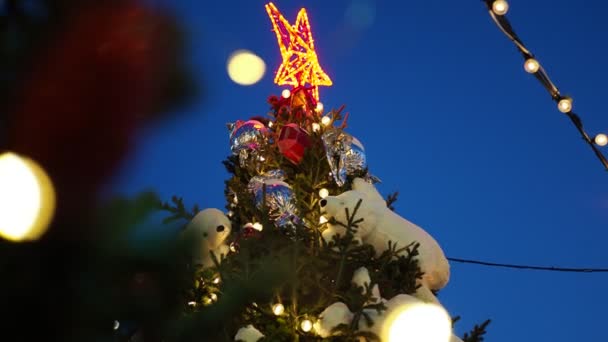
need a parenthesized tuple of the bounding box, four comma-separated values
(160, 3, 489, 341)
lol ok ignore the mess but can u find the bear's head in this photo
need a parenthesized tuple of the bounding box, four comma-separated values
(186, 208, 232, 250)
(319, 189, 384, 238)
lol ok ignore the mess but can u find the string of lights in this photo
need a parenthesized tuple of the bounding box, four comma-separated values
(448, 257, 608, 273)
(482, 0, 608, 171)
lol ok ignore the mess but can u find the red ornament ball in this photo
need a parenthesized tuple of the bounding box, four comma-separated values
(277, 123, 311, 164)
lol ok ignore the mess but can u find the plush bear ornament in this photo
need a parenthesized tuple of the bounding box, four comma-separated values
(352, 267, 381, 304)
(313, 302, 354, 338)
(319, 178, 450, 303)
(182, 208, 232, 268)
(234, 324, 265, 342)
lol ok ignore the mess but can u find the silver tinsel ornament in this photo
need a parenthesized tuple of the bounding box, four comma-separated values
(248, 170, 301, 235)
(228, 120, 268, 166)
(321, 130, 367, 186)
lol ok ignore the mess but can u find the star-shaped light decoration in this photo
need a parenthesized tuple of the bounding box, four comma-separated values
(265, 2, 332, 102)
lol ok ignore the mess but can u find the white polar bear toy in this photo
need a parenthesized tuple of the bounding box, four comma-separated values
(320, 178, 450, 302)
(182, 208, 232, 268)
(234, 324, 265, 342)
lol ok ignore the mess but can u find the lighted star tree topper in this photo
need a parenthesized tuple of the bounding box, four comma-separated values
(265, 2, 332, 102)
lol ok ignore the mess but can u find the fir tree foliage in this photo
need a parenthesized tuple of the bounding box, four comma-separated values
(155, 92, 488, 341)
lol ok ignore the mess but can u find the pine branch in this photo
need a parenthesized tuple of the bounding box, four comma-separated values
(159, 196, 200, 225)
(385, 192, 399, 211)
(463, 319, 491, 342)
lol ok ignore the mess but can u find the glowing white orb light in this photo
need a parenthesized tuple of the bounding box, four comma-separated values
(492, 0, 509, 16)
(272, 303, 285, 316)
(0, 152, 55, 242)
(524, 58, 540, 73)
(321, 116, 331, 126)
(386, 303, 452, 342)
(594, 133, 608, 147)
(227, 50, 266, 85)
(318, 188, 329, 199)
(282, 89, 291, 98)
(300, 319, 313, 332)
(558, 97, 573, 113)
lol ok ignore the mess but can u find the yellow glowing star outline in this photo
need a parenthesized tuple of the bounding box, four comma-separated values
(265, 2, 332, 101)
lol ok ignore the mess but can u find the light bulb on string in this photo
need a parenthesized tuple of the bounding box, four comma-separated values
(210, 293, 218, 302)
(492, 0, 509, 16)
(312, 123, 321, 132)
(316, 102, 324, 113)
(524, 58, 540, 73)
(318, 188, 329, 198)
(594, 133, 608, 147)
(321, 116, 331, 126)
(252, 222, 264, 231)
(319, 215, 328, 224)
(300, 319, 313, 332)
(282, 89, 291, 98)
(558, 97, 573, 113)
(213, 277, 221, 284)
(272, 303, 285, 315)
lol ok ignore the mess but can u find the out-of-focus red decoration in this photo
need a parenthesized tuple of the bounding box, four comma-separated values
(277, 123, 311, 164)
(265, 2, 332, 101)
(7, 1, 177, 235)
(290, 86, 316, 110)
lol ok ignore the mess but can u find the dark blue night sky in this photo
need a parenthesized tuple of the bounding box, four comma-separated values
(111, 1, 608, 341)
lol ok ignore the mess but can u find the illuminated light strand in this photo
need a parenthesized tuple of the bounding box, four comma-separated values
(483, 0, 608, 170)
(265, 2, 332, 101)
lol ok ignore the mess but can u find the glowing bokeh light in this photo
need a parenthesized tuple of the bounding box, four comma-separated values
(0, 152, 55, 242)
(300, 319, 313, 332)
(594, 133, 608, 147)
(492, 0, 509, 16)
(227, 50, 266, 86)
(318, 188, 329, 198)
(272, 303, 285, 315)
(558, 97, 573, 113)
(386, 303, 452, 342)
(524, 58, 540, 73)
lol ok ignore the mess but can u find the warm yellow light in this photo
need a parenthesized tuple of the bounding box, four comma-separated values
(319, 215, 328, 224)
(318, 188, 329, 198)
(272, 303, 285, 315)
(210, 293, 218, 302)
(524, 58, 540, 73)
(316, 102, 324, 113)
(227, 50, 266, 86)
(312, 123, 321, 132)
(558, 97, 573, 113)
(0, 152, 55, 242)
(300, 319, 313, 332)
(492, 0, 509, 16)
(252, 222, 264, 231)
(213, 277, 221, 284)
(595, 133, 608, 147)
(321, 116, 331, 126)
(385, 303, 452, 342)
(187, 301, 197, 306)
(282, 89, 291, 98)
(266, 2, 333, 101)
